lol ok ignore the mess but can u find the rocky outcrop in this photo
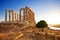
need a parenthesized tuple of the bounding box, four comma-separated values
(0, 21, 60, 40)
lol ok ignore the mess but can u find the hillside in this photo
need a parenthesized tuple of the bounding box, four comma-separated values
(0, 21, 60, 40)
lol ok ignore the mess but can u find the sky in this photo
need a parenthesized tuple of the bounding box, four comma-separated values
(0, 0, 60, 24)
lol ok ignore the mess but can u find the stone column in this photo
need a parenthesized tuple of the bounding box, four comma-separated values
(14, 13, 16, 21)
(17, 14, 18, 21)
(23, 9, 25, 20)
(25, 7, 28, 21)
(19, 9, 21, 21)
(12, 10, 15, 21)
(5, 9, 7, 21)
(9, 11, 11, 22)
(15, 13, 18, 21)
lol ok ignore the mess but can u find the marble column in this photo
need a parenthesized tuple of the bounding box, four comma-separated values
(25, 7, 28, 21)
(23, 9, 25, 20)
(5, 10, 7, 21)
(9, 11, 11, 22)
(15, 13, 16, 21)
(17, 14, 18, 21)
(12, 10, 15, 21)
(19, 9, 21, 21)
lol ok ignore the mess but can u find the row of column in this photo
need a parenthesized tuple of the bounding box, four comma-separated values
(5, 6, 35, 22)
(19, 7, 28, 21)
(5, 10, 19, 22)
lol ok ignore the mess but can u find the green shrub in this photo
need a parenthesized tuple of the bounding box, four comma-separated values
(36, 20, 48, 28)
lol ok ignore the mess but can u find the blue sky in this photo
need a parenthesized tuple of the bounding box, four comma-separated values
(0, 0, 60, 24)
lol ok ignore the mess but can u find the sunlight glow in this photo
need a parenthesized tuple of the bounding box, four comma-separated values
(46, 13, 60, 24)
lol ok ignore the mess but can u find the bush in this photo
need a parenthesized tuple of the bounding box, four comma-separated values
(36, 20, 48, 28)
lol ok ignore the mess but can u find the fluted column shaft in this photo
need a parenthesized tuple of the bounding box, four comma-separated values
(9, 11, 11, 22)
(19, 9, 21, 21)
(26, 7, 28, 20)
(5, 10, 7, 21)
(23, 9, 25, 20)
(12, 10, 14, 21)
(17, 14, 18, 21)
(15, 13, 16, 21)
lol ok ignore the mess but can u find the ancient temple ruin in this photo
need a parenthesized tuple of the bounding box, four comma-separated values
(5, 10, 18, 21)
(5, 6, 35, 22)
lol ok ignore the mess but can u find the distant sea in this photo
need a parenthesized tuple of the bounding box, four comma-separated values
(48, 25, 60, 30)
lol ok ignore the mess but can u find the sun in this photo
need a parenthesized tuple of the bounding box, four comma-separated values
(46, 13, 60, 24)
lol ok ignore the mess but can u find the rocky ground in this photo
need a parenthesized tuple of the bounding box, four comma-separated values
(0, 21, 60, 40)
